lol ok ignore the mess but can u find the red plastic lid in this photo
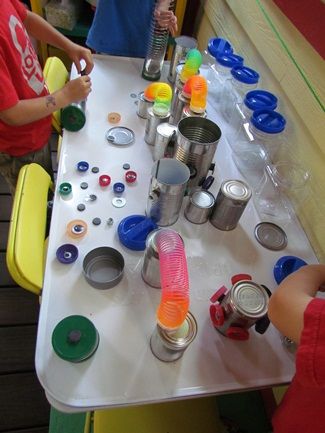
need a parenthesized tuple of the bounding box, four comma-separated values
(209, 304, 225, 327)
(99, 174, 111, 187)
(125, 170, 137, 184)
(226, 326, 249, 341)
(210, 285, 228, 303)
(231, 274, 252, 285)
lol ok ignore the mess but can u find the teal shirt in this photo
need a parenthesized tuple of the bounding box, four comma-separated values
(86, 0, 155, 57)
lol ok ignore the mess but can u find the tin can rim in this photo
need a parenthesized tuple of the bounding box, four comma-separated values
(157, 311, 197, 348)
(230, 280, 269, 318)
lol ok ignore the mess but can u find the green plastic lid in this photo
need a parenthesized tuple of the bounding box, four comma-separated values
(52, 315, 99, 362)
(61, 103, 86, 132)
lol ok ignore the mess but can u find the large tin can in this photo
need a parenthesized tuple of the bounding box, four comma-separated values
(210, 179, 251, 231)
(145, 107, 171, 146)
(150, 312, 197, 362)
(213, 280, 269, 339)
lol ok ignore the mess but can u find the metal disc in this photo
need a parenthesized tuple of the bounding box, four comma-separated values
(254, 222, 288, 251)
(105, 127, 135, 146)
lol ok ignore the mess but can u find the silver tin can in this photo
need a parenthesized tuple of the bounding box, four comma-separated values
(169, 92, 190, 126)
(145, 107, 171, 146)
(175, 117, 222, 190)
(153, 123, 177, 161)
(181, 105, 207, 120)
(150, 312, 197, 362)
(137, 91, 153, 119)
(184, 189, 215, 224)
(141, 228, 184, 288)
(210, 180, 251, 231)
(168, 36, 197, 84)
(216, 280, 269, 336)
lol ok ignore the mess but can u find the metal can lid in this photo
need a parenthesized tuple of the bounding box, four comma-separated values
(190, 190, 215, 208)
(221, 179, 251, 202)
(231, 281, 269, 318)
(158, 312, 197, 349)
(254, 222, 288, 251)
(156, 123, 177, 138)
(52, 315, 99, 362)
(105, 127, 135, 146)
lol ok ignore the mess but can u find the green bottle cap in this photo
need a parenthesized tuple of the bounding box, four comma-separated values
(61, 103, 86, 132)
(52, 315, 99, 362)
(59, 182, 72, 196)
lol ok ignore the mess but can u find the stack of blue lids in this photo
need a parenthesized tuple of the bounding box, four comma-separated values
(207, 37, 233, 58)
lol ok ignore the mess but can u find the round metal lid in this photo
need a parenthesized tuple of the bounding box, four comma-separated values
(221, 180, 251, 202)
(105, 127, 135, 146)
(159, 312, 197, 348)
(190, 190, 215, 208)
(231, 281, 269, 318)
(52, 315, 99, 362)
(254, 222, 288, 251)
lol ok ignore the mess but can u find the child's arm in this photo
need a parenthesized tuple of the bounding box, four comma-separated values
(23, 10, 93, 74)
(0, 75, 91, 126)
(268, 264, 325, 344)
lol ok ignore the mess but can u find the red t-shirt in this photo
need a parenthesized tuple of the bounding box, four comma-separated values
(0, 0, 51, 156)
(273, 298, 325, 433)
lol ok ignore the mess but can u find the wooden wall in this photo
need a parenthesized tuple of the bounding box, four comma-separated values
(195, 0, 325, 262)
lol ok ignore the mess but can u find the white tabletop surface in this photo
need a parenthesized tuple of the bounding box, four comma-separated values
(35, 55, 318, 412)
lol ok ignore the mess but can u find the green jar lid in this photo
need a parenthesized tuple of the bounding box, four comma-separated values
(52, 315, 99, 362)
(61, 103, 86, 132)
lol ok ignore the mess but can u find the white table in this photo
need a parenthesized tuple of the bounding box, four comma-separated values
(35, 55, 318, 412)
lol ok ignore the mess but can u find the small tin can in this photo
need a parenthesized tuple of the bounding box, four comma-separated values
(214, 280, 269, 338)
(150, 312, 197, 362)
(169, 92, 190, 126)
(210, 180, 251, 231)
(153, 123, 177, 161)
(184, 189, 215, 224)
(181, 105, 207, 120)
(141, 229, 161, 288)
(137, 91, 153, 119)
(145, 107, 171, 146)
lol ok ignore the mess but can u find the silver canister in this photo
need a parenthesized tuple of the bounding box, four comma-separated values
(216, 280, 269, 337)
(137, 91, 153, 119)
(184, 189, 215, 224)
(169, 92, 190, 126)
(181, 105, 207, 120)
(210, 180, 251, 231)
(150, 312, 197, 362)
(153, 123, 177, 161)
(168, 36, 197, 84)
(175, 117, 222, 190)
(145, 107, 171, 146)
(170, 64, 185, 115)
(146, 158, 190, 226)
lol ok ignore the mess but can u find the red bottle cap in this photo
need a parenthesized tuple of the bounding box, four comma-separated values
(125, 170, 137, 184)
(99, 174, 111, 187)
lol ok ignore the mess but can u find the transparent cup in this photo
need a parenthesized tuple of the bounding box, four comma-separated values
(254, 161, 310, 222)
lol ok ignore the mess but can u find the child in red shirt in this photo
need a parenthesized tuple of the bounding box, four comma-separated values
(268, 264, 325, 433)
(0, 0, 93, 193)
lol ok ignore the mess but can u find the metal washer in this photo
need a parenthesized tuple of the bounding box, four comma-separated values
(254, 222, 288, 251)
(112, 197, 126, 208)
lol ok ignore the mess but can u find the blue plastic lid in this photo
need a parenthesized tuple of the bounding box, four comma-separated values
(118, 215, 158, 251)
(230, 66, 260, 84)
(207, 37, 233, 58)
(77, 161, 89, 172)
(244, 90, 278, 111)
(56, 244, 79, 264)
(273, 255, 307, 284)
(113, 182, 125, 195)
(216, 53, 244, 68)
(251, 109, 286, 134)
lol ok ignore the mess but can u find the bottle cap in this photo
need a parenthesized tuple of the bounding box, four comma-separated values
(244, 90, 278, 111)
(251, 109, 286, 133)
(216, 53, 244, 68)
(56, 244, 79, 264)
(273, 256, 307, 284)
(58, 182, 72, 196)
(207, 37, 233, 58)
(231, 65, 260, 84)
(77, 161, 89, 172)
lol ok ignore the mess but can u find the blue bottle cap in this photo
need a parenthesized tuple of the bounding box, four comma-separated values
(207, 37, 233, 58)
(77, 161, 89, 172)
(244, 90, 278, 111)
(230, 65, 260, 84)
(118, 215, 158, 251)
(251, 109, 286, 134)
(113, 182, 125, 195)
(56, 244, 79, 264)
(273, 256, 307, 284)
(216, 53, 244, 68)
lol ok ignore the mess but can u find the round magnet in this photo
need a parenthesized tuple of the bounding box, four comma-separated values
(85, 194, 97, 202)
(56, 244, 79, 264)
(105, 127, 135, 146)
(99, 174, 111, 187)
(77, 203, 86, 211)
(108, 112, 121, 124)
(125, 170, 137, 184)
(80, 182, 88, 190)
(92, 217, 101, 226)
(254, 222, 288, 251)
(113, 182, 125, 195)
(112, 197, 126, 208)
(52, 315, 99, 362)
(91, 166, 99, 173)
(59, 182, 72, 196)
(123, 163, 131, 170)
(77, 161, 89, 172)
(107, 218, 114, 226)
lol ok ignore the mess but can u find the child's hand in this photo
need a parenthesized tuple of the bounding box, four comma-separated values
(66, 42, 94, 75)
(155, 9, 178, 36)
(61, 76, 92, 105)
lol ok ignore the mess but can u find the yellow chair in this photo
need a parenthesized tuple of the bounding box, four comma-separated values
(43, 56, 69, 135)
(91, 397, 225, 433)
(6, 163, 54, 296)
